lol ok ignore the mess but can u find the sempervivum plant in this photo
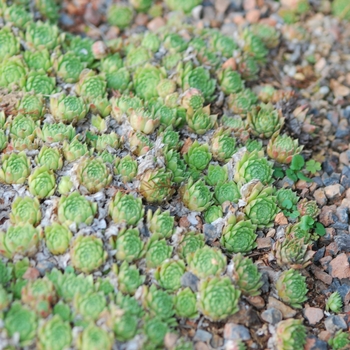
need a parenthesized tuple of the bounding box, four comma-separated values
(231, 253, 263, 296)
(188, 246, 226, 278)
(165, 0, 201, 13)
(91, 132, 120, 152)
(73, 291, 107, 321)
(181, 88, 205, 110)
(267, 133, 303, 164)
(147, 208, 175, 239)
(23, 49, 52, 72)
(0, 151, 31, 185)
(178, 232, 205, 261)
(114, 155, 138, 183)
(244, 183, 279, 228)
(78, 324, 113, 350)
(227, 88, 258, 116)
(186, 105, 217, 135)
(221, 215, 257, 254)
(76, 157, 112, 194)
(180, 177, 213, 212)
(204, 205, 223, 223)
(139, 168, 174, 203)
(143, 316, 170, 348)
(58, 191, 97, 226)
(107, 4, 134, 29)
(58, 176, 73, 195)
(37, 122, 75, 143)
(0, 27, 20, 59)
(0, 223, 42, 258)
(70, 235, 107, 273)
(234, 150, 273, 185)
(205, 164, 228, 186)
(75, 70, 107, 100)
(247, 103, 285, 139)
(54, 52, 85, 83)
(50, 94, 88, 124)
(109, 191, 144, 226)
(273, 237, 314, 270)
(25, 21, 59, 50)
(44, 223, 72, 255)
(37, 315, 72, 350)
(0, 56, 27, 90)
(211, 127, 237, 162)
(214, 181, 240, 205)
(184, 141, 212, 171)
(155, 260, 186, 292)
(25, 71, 56, 95)
(217, 68, 243, 95)
(276, 269, 308, 308)
(63, 135, 90, 162)
(10, 196, 41, 226)
(328, 330, 350, 350)
(118, 261, 145, 295)
(250, 23, 280, 49)
(128, 130, 153, 156)
(164, 148, 188, 184)
(326, 291, 343, 313)
(174, 288, 198, 319)
(128, 108, 160, 134)
(297, 199, 320, 219)
(145, 239, 173, 268)
(36, 146, 63, 170)
(113, 228, 144, 262)
(28, 167, 56, 199)
(17, 94, 44, 121)
(198, 277, 240, 321)
(274, 319, 307, 350)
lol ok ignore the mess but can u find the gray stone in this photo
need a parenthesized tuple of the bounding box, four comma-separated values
(343, 106, 350, 120)
(260, 271, 270, 294)
(324, 315, 347, 333)
(306, 335, 328, 350)
(224, 323, 251, 341)
(335, 234, 350, 252)
(203, 224, 220, 243)
(194, 329, 212, 342)
(336, 206, 349, 223)
(312, 176, 324, 187)
(181, 272, 199, 292)
(36, 260, 56, 276)
(313, 246, 325, 263)
(336, 284, 350, 300)
(335, 119, 350, 138)
(261, 308, 282, 325)
(324, 184, 345, 201)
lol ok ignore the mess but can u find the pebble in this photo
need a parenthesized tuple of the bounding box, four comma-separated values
(194, 329, 212, 343)
(329, 253, 350, 279)
(334, 234, 350, 252)
(313, 246, 325, 262)
(147, 17, 166, 31)
(343, 105, 350, 121)
(337, 284, 350, 301)
(261, 308, 282, 325)
(326, 111, 339, 127)
(260, 271, 270, 293)
(322, 159, 338, 175)
(257, 237, 272, 249)
(312, 176, 324, 187)
(246, 9, 260, 23)
(336, 206, 348, 223)
(246, 296, 265, 309)
(181, 272, 200, 292)
(324, 315, 348, 333)
(274, 212, 288, 225)
(313, 188, 327, 206)
(335, 119, 350, 138)
(210, 334, 224, 349)
(224, 323, 251, 341)
(339, 151, 349, 165)
(203, 224, 220, 243)
(23, 267, 40, 280)
(324, 184, 345, 201)
(304, 307, 324, 325)
(304, 335, 328, 350)
(319, 205, 336, 227)
(310, 265, 333, 285)
(194, 342, 210, 350)
(267, 297, 297, 318)
(36, 260, 56, 276)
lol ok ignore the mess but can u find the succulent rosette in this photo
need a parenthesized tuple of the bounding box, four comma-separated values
(227, 88, 258, 116)
(156, 79, 177, 98)
(174, 288, 198, 319)
(128, 108, 160, 134)
(214, 181, 240, 205)
(184, 141, 212, 171)
(247, 103, 285, 138)
(177, 231, 205, 262)
(0, 27, 20, 59)
(217, 68, 243, 95)
(244, 183, 279, 228)
(25, 70, 56, 95)
(37, 122, 76, 143)
(165, 0, 202, 13)
(9, 114, 36, 144)
(107, 4, 134, 29)
(10, 196, 42, 226)
(100, 53, 123, 73)
(275, 319, 307, 350)
(328, 330, 350, 350)
(28, 166, 56, 199)
(114, 155, 138, 183)
(0, 130, 7, 151)
(75, 70, 107, 100)
(44, 223, 72, 255)
(145, 238, 173, 268)
(181, 88, 205, 110)
(58, 191, 97, 226)
(118, 261, 145, 295)
(267, 133, 303, 164)
(125, 46, 152, 68)
(0, 223, 42, 259)
(0, 56, 27, 90)
(62, 135, 89, 162)
(297, 199, 320, 219)
(0, 285, 11, 311)
(106, 67, 131, 91)
(36, 145, 63, 170)
(163, 33, 188, 52)
(109, 191, 144, 226)
(186, 105, 217, 135)
(50, 94, 88, 124)
(188, 246, 226, 278)
(234, 150, 273, 185)
(113, 228, 144, 262)
(211, 127, 237, 162)
(37, 315, 72, 350)
(180, 177, 213, 212)
(147, 209, 175, 239)
(54, 52, 85, 83)
(231, 253, 263, 296)
(143, 316, 169, 348)
(78, 324, 113, 350)
(164, 148, 188, 184)
(250, 23, 280, 49)
(276, 269, 308, 308)
(243, 30, 268, 62)
(128, 130, 153, 156)
(17, 94, 44, 121)
(326, 291, 343, 313)
(276, 188, 299, 210)
(70, 235, 107, 273)
(160, 127, 182, 150)
(221, 216, 257, 254)
(23, 49, 52, 72)
(204, 205, 223, 223)
(198, 277, 240, 321)
(205, 164, 228, 186)
(155, 260, 186, 292)
(110, 95, 143, 122)
(74, 291, 107, 321)
(142, 32, 161, 53)
(0, 151, 31, 185)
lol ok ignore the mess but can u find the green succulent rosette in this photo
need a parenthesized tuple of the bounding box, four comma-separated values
(28, 166, 56, 199)
(0, 260, 12, 285)
(217, 68, 243, 95)
(78, 324, 113, 350)
(160, 128, 182, 150)
(275, 319, 307, 350)
(125, 46, 152, 68)
(297, 199, 320, 219)
(231, 253, 263, 296)
(75, 69, 107, 100)
(9, 114, 36, 148)
(205, 164, 228, 186)
(181, 89, 204, 110)
(35, 0, 60, 22)
(186, 105, 217, 135)
(326, 291, 343, 313)
(118, 261, 145, 295)
(143, 316, 169, 348)
(227, 88, 258, 116)
(177, 232, 205, 262)
(156, 79, 177, 99)
(276, 269, 308, 308)
(244, 183, 279, 228)
(4, 301, 37, 346)
(328, 330, 350, 350)
(114, 155, 138, 183)
(214, 181, 240, 205)
(37, 122, 76, 143)
(17, 94, 44, 121)
(0, 285, 12, 311)
(165, 0, 201, 13)
(210, 127, 237, 162)
(164, 148, 187, 184)
(100, 53, 123, 73)
(128, 130, 153, 156)
(62, 135, 89, 162)
(0, 27, 20, 59)
(142, 32, 161, 53)
(110, 305, 139, 342)
(221, 215, 257, 254)
(0, 151, 31, 185)
(0, 56, 27, 90)
(107, 4, 134, 29)
(184, 141, 212, 171)
(58, 191, 97, 226)
(250, 23, 280, 49)
(23, 49, 52, 72)
(4, 4, 32, 28)
(145, 238, 173, 268)
(180, 177, 213, 212)
(174, 288, 198, 319)
(44, 223, 72, 255)
(25, 70, 56, 95)
(204, 205, 223, 223)
(37, 315, 72, 350)
(332, 0, 350, 20)
(90, 132, 120, 152)
(276, 188, 299, 211)
(155, 260, 186, 292)
(198, 277, 240, 321)
(163, 33, 188, 52)
(128, 108, 160, 134)
(247, 103, 284, 138)
(10, 196, 41, 226)
(54, 51, 85, 83)
(243, 30, 268, 62)
(0, 129, 7, 151)
(70, 235, 107, 273)
(188, 246, 226, 278)
(147, 208, 175, 239)
(36, 145, 63, 170)
(58, 176, 73, 195)
(106, 67, 131, 91)
(113, 228, 144, 262)
(142, 284, 175, 321)
(74, 291, 107, 321)
(267, 133, 303, 164)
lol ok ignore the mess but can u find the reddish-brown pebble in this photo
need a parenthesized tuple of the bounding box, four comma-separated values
(329, 253, 350, 279)
(147, 17, 166, 32)
(304, 307, 324, 325)
(246, 9, 260, 23)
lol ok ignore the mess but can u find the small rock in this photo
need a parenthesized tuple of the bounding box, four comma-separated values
(325, 243, 339, 257)
(334, 234, 350, 252)
(36, 260, 56, 276)
(319, 206, 336, 227)
(324, 315, 348, 334)
(310, 264, 333, 285)
(224, 323, 251, 341)
(181, 272, 200, 292)
(246, 9, 260, 22)
(164, 333, 179, 349)
(23, 267, 40, 280)
(194, 342, 210, 350)
(318, 331, 332, 342)
(179, 216, 190, 228)
(257, 237, 272, 249)
(246, 296, 265, 309)
(313, 188, 327, 206)
(313, 246, 325, 263)
(320, 255, 332, 269)
(274, 212, 288, 225)
(267, 296, 297, 318)
(327, 111, 339, 127)
(215, 0, 230, 13)
(339, 151, 349, 165)
(222, 57, 237, 70)
(304, 335, 328, 350)
(304, 307, 324, 325)
(324, 184, 345, 201)
(243, 0, 256, 10)
(322, 159, 338, 175)
(335, 119, 350, 138)
(147, 17, 166, 32)
(194, 330, 212, 343)
(337, 284, 350, 303)
(329, 253, 350, 279)
(210, 334, 224, 349)
(261, 308, 282, 325)
(312, 176, 324, 187)
(336, 206, 349, 223)
(203, 224, 220, 243)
